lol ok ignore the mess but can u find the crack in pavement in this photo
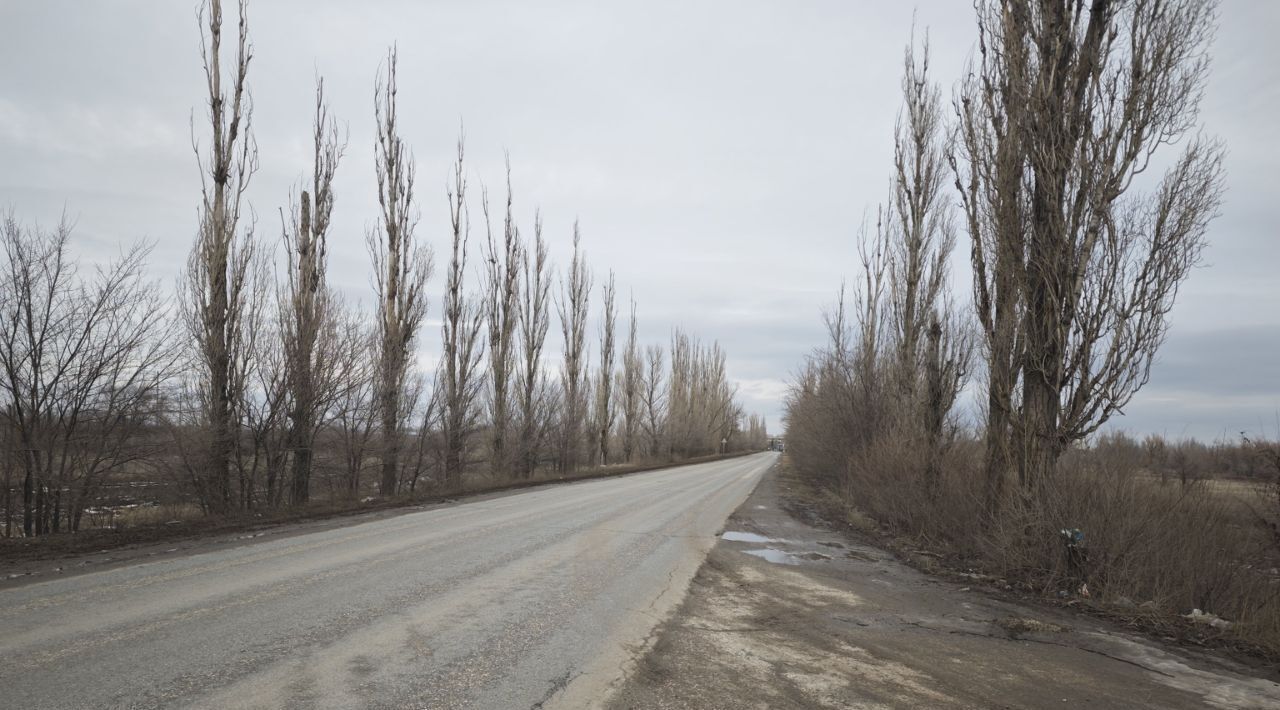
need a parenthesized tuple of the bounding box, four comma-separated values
(529, 669, 576, 710)
(901, 619, 1178, 678)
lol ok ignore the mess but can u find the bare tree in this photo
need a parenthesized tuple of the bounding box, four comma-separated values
(402, 373, 440, 492)
(483, 159, 521, 478)
(887, 34, 957, 397)
(515, 213, 553, 478)
(369, 48, 432, 497)
(667, 330, 739, 458)
(556, 224, 591, 472)
(783, 273, 896, 494)
(641, 344, 666, 459)
(883, 34, 970, 491)
(667, 330, 691, 458)
(594, 272, 617, 465)
(439, 138, 486, 485)
(743, 414, 768, 451)
(186, 0, 257, 514)
(854, 222, 891, 394)
(237, 260, 285, 509)
(953, 0, 1226, 500)
(697, 340, 741, 454)
(2, 415, 14, 537)
(619, 297, 641, 463)
(0, 214, 178, 535)
(281, 77, 345, 505)
(331, 313, 378, 498)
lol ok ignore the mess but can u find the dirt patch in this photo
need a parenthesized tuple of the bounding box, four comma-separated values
(997, 616, 1071, 636)
(611, 549, 950, 709)
(781, 460, 1280, 667)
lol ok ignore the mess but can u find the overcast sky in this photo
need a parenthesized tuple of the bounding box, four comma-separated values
(1, 1, 1277, 441)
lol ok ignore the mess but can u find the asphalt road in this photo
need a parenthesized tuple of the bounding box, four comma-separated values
(0, 453, 775, 710)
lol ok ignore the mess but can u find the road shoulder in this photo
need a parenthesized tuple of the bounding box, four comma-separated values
(607, 461, 1280, 709)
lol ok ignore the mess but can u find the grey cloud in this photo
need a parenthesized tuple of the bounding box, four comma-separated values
(1, 1, 1276, 437)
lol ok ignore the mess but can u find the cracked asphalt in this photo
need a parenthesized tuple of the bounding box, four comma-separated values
(0, 453, 774, 709)
(609, 462, 1280, 709)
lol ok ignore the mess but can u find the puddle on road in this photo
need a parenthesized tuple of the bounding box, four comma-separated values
(721, 531, 777, 544)
(743, 548, 801, 565)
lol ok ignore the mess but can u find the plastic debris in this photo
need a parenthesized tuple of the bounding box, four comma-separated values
(1185, 608, 1233, 630)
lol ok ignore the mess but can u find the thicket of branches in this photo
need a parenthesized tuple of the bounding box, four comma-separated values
(0, 215, 179, 536)
(953, 0, 1225, 506)
(0, 0, 767, 538)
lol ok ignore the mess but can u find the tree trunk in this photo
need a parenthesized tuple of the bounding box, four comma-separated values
(290, 442, 312, 505)
(983, 365, 1013, 515)
(22, 466, 32, 537)
(1020, 172, 1067, 487)
(379, 398, 399, 496)
(209, 344, 232, 513)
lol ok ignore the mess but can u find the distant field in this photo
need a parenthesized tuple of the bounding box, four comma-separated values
(1136, 472, 1267, 508)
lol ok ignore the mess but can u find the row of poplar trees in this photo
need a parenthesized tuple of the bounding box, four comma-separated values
(0, 0, 763, 536)
(785, 0, 1225, 515)
(182, 0, 761, 514)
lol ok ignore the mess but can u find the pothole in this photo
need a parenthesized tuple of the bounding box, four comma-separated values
(996, 617, 1070, 635)
(722, 531, 779, 544)
(743, 548, 801, 565)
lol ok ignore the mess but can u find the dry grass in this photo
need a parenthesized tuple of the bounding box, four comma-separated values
(103, 503, 205, 529)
